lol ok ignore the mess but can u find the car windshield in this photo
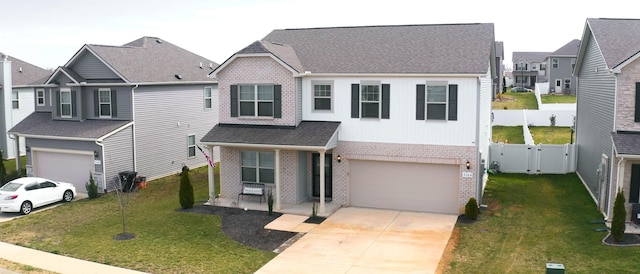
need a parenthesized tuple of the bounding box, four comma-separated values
(0, 182, 22, 192)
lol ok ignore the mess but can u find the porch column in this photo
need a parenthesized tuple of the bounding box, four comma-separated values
(205, 145, 216, 205)
(275, 149, 281, 210)
(319, 150, 326, 214)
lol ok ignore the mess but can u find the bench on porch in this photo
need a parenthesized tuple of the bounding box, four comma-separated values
(237, 182, 265, 204)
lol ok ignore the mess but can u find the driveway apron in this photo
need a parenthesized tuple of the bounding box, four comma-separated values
(257, 207, 457, 273)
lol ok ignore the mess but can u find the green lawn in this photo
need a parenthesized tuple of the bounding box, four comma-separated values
(493, 91, 538, 110)
(0, 164, 273, 274)
(2, 156, 26, 173)
(492, 126, 524, 144)
(541, 94, 577, 104)
(447, 173, 640, 273)
(529, 126, 574, 144)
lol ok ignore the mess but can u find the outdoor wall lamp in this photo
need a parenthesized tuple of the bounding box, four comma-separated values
(466, 160, 471, 170)
(25, 146, 30, 152)
(94, 151, 99, 158)
(337, 155, 342, 163)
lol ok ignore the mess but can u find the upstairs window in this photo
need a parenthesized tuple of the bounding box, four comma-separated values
(230, 84, 281, 118)
(204, 87, 212, 109)
(361, 84, 380, 118)
(11, 90, 19, 109)
(313, 83, 332, 111)
(552, 58, 559, 68)
(60, 89, 72, 118)
(36, 89, 45, 106)
(187, 135, 196, 158)
(541, 63, 546, 70)
(351, 82, 390, 119)
(416, 83, 458, 121)
(241, 151, 275, 184)
(99, 89, 112, 117)
(571, 58, 576, 69)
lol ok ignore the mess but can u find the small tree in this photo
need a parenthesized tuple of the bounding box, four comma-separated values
(611, 189, 627, 242)
(179, 165, 194, 209)
(86, 172, 99, 199)
(0, 150, 6, 185)
(549, 114, 557, 127)
(465, 197, 480, 220)
(111, 175, 138, 240)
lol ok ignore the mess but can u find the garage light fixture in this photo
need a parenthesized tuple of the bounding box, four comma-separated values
(466, 160, 471, 170)
(26, 146, 30, 152)
(337, 155, 342, 163)
(94, 151, 99, 158)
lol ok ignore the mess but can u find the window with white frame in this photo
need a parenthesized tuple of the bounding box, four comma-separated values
(204, 87, 212, 109)
(571, 58, 576, 69)
(99, 88, 111, 117)
(313, 83, 332, 111)
(11, 90, 19, 109)
(36, 89, 45, 106)
(60, 89, 72, 118)
(426, 84, 447, 120)
(552, 58, 559, 68)
(239, 84, 273, 117)
(241, 151, 275, 184)
(361, 84, 380, 118)
(564, 79, 571, 89)
(541, 63, 546, 70)
(187, 135, 196, 158)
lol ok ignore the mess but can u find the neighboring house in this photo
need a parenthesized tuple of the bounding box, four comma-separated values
(9, 37, 219, 192)
(494, 41, 505, 97)
(545, 39, 580, 94)
(0, 54, 50, 161)
(574, 18, 640, 222)
(512, 51, 551, 88)
(201, 24, 496, 214)
(504, 71, 514, 88)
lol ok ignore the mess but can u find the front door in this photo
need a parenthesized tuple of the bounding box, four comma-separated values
(312, 153, 332, 199)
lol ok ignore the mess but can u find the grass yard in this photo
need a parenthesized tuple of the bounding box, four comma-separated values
(446, 173, 640, 273)
(0, 164, 275, 274)
(492, 126, 524, 144)
(541, 94, 577, 104)
(492, 91, 538, 110)
(2, 156, 26, 173)
(529, 126, 574, 144)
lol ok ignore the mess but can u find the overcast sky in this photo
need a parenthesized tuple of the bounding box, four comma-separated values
(0, 0, 636, 70)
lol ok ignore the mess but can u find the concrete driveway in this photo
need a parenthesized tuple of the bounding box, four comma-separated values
(257, 207, 458, 273)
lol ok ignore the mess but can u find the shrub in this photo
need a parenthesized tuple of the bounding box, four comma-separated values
(86, 172, 99, 199)
(549, 114, 557, 127)
(465, 197, 479, 220)
(311, 202, 317, 218)
(179, 165, 194, 209)
(267, 189, 274, 216)
(611, 189, 626, 242)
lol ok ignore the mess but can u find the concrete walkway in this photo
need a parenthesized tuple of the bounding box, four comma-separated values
(257, 207, 458, 273)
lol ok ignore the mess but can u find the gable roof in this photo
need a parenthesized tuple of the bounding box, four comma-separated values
(579, 18, 640, 72)
(549, 39, 581, 57)
(221, 23, 495, 75)
(0, 53, 51, 86)
(61, 37, 219, 83)
(512, 52, 551, 63)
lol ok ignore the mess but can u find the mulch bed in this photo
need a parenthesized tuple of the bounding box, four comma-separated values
(304, 216, 326, 224)
(177, 205, 296, 252)
(603, 233, 640, 246)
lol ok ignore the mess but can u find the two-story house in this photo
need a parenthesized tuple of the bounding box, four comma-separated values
(9, 37, 219, 192)
(574, 18, 640, 222)
(494, 41, 505, 97)
(1, 54, 50, 162)
(512, 51, 551, 88)
(201, 23, 496, 214)
(545, 39, 580, 94)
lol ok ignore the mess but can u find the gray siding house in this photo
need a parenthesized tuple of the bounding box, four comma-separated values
(545, 39, 580, 94)
(574, 18, 640, 221)
(512, 51, 550, 88)
(9, 37, 219, 192)
(494, 41, 505, 98)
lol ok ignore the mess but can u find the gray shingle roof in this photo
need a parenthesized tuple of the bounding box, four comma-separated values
(201, 121, 340, 147)
(250, 23, 494, 74)
(80, 37, 219, 83)
(0, 53, 51, 86)
(8, 112, 131, 139)
(512, 52, 551, 63)
(550, 39, 580, 57)
(495, 41, 504, 58)
(587, 18, 640, 69)
(612, 131, 640, 155)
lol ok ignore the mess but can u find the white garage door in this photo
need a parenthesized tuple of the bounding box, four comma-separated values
(33, 150, 94, 193)
(349, 160, 459, 214)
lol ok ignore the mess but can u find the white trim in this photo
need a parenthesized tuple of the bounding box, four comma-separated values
(203, 86, 213, 109)
(97, 121, 135, 141)
(187, 134, 197, 158)
(65, 81, 216, 87)
(311, 81, 333, 112)
(31, 147, 94, 156)
(200, 141, 335, 151)
(59, 88, 72, 118)
(44, 67, 80, 85)
(11, 90, 19, 109)
(98, 88, 112, 118)
(359, 82, 381, 119)
(36, 88, 45, 106)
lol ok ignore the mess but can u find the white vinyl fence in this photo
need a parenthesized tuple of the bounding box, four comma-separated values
(489, 143, 576, 174)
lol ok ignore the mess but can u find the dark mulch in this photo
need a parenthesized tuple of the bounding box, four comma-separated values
(177, 205, 296, 252)
(604, 233, 640, 246)
(304, 216, 326, 224)
(457, 214, 478, 224)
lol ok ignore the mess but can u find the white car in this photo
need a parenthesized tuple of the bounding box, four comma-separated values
(0, 177, 76, 215)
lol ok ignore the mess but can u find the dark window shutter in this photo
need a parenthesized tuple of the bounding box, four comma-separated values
(71, 90, 77, 117)
(448, 84, 458, 121)
(56, 91, 60, 117)
(230, 85, 238, 117)
(351, 84, 359, 118)
(273, 85, 282, 118)
(381, 84, 390, 119)
(416, 85, 425, 120)
(111, 89, 117, 118)
(94, 89, 99, 117)
(631, 164, 640, 203)
(635, 82, 640, 122)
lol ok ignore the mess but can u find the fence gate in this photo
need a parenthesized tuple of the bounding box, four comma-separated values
(489, 143, 576, 174)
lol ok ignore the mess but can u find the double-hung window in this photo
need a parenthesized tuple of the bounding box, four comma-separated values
(361, 84, 380, 118)
(426, 84, 447, 120)
(204, 87, 212, 109)
(416, 82, 458, 121)
(60, 89, 72, 118)
(187, 135, 196, 158)
(313, 83, 332, 111)
(571, 58, 576, 69)
(240, 85, 274, 117)
(241, 151, 275, 184)
(99, 88, 112, 117)
(552, 58, 559, 68)
(36, 89, 45, 106)
(11, 90, 19, 109)
(351, 82, 390, 119)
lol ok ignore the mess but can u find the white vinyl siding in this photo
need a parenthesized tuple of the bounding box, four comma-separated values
(60, 89, 72, 118)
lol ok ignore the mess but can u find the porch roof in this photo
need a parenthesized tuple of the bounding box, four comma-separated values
(8, 112, 132, 141)
(200, 121, 340, 151)
(612, 132, 640, 157)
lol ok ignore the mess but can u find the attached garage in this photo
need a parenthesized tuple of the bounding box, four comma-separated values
(32, 149, 94, 193)
(349, 160, 460, 214)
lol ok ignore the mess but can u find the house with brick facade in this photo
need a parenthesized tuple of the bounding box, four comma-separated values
(201, 23, 496, 214)
(574, 18, 640, 223)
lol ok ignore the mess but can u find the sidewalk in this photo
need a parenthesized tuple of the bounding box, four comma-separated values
(0, 242, 146, 274)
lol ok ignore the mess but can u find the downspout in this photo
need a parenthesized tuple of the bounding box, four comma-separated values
(131, 84, 138, 171)
(95, 140, 106, 192)
(475, 77, 482, 204)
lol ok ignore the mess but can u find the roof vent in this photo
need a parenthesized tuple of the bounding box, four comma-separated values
(175, 74, 183, 80)
(199, 62, 203, 69)
(156, 39, 163, 44)
(19, 67, 23, 73)
(209, 62, 213, 69)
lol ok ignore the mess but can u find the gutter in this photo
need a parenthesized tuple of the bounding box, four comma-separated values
(65, 81, 216, 87)
(7, 133, 97, 142)
(199, 141, 334, 152)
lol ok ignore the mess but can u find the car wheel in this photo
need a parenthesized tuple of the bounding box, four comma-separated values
(20, 201, 33, 215)
(63, 190, 74, 202)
